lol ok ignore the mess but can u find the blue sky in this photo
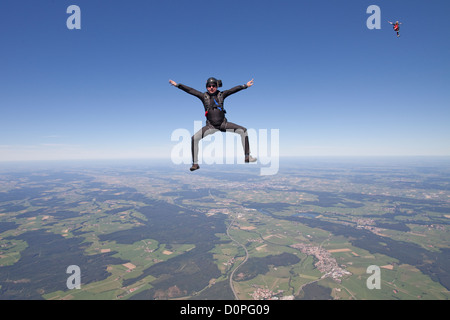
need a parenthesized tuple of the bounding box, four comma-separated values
(1, 0, 449, 161)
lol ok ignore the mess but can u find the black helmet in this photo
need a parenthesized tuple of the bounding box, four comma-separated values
(206, 77, 222, 88)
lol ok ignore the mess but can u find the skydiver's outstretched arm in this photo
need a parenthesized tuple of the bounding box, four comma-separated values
(169, 79, 204, 100)
(221, 79, 254, 99)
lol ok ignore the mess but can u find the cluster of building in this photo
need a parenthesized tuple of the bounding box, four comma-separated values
(291, 243, 351, 282)
(355, 218, 375, 226)
(250, 287, 294, 300)
(223, 257, 235, 267)
(354, 218, 388, 235)
(356, 224, 385, 234)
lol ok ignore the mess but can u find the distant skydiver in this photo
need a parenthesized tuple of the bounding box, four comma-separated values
(169, 77, 257, 171)
(388, 20, 402, 37)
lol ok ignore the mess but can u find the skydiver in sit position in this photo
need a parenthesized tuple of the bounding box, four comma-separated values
(169, 77, 257, 171)
(388, 20, 402, 37)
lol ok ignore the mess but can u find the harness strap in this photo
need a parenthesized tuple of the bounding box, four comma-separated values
(203, 92, 225, 117)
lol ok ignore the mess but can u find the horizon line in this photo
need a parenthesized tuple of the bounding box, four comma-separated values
(1, 154, 450, 164)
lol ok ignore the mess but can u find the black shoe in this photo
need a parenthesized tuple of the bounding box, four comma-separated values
(190, 164, 200, 171)
(245, 155, 257, 163)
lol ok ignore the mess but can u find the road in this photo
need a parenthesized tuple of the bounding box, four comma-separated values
(226, 213, 249, 300)
(208, 189, 249, 300)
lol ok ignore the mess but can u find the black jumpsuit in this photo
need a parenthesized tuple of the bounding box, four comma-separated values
(175, 83, 250, 164)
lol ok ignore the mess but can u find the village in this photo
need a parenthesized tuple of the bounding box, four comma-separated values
(250, 286, 294, 300)
(290, 243, 352, 282)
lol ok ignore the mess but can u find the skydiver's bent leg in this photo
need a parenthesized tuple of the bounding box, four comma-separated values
(191, 124, 218, 170)
(221, 121, 256, 163)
